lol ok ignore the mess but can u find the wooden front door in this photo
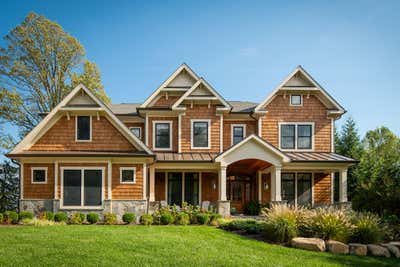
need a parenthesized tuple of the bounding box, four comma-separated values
(227, 176, 252, 213)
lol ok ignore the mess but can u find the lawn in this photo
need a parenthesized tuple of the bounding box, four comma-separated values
(0, 226, 398, 267)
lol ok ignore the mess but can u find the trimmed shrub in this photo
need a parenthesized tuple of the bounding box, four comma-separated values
(19, 211, 34, 221)
(42, 212, 54, 221)
(160, 212, 174, 225)
(196, 213, 210, 225)
(311, 207, 352, 243)
(175, 212, 190, 225)
(262, 205, 299, 243)
(140, 214, 153, 226)
(122, 213, 136, 224)
(70, 213, 85, 224)
(104, 213, 117, 225)
(351, 212, 383, 244)
(3, 211, 19, 224)
(244, 200, 261, 216)
(86, 213, 100, 224)
(54, 212, 68, 222)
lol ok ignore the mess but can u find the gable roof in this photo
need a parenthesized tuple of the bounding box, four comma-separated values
(140, 63, 200, 108)
(254, 65, 345, 114)
(172, 78, 231, 110)
(11, 84, 153, 155)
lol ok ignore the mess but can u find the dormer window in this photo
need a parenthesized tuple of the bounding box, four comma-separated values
(76, 116, 91, 141)
(290, 95, 302, 106)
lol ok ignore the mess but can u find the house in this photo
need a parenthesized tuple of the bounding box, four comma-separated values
(7, 63, 356, 217)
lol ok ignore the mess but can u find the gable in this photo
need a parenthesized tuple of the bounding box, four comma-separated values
(166, 69, 197, 88)
(66, 92, 99, 106)
(283, 72, 314, 87)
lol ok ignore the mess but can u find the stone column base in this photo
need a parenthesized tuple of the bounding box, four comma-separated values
(217, 200, 230, 217)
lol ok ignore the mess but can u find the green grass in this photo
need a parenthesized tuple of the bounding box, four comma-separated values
(0, 225, 398, 267)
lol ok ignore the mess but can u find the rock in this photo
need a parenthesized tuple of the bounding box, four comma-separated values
(381, 244, 400, 258)
(326, 240, 349, 254)
(367, 244, 391, 258)
(348, 243, 367, 256)
(291, 237, 326, 252)
(389, 241, 400, 249)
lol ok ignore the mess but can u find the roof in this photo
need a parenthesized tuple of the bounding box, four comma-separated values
(154, 151, 356, 163)
(229, 101, 257, 113)
(7, 150, 152, 158)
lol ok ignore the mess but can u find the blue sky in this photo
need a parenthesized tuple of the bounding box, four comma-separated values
(1, 0, 399, 138)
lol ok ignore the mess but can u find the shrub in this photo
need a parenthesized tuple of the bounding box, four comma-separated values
(0, 213, 3, 223)
(219, 219, 266, 234)
(54, 212, 68, 222)
(104, 213, 117, 225)
(70, 213, 85, 224)
(351, 212, 383, 244)
(262, 205, 299, 243)
(140, 214, 153, 225)
(3, 211, 19, 224)
(196, 213, 210, 225)
(311, 207, 352, 243)
(42, 211, 54, 221)
(244, 200, 261, 216)
(175, 212, 190, 225)
(209, 213, 222, 226)
(122, 213, 136, 224)
(22, 218, 66, 226)
(160, 212, 174, 225)
(86, 213, 100, 224)
(19, 211, 33, 221)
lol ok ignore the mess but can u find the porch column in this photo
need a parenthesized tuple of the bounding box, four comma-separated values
(339, 168, 348, 202)
(258, 171, 262, 202)
(149, 165, 155, 202)
(219, 165, 227, 201)
(270, 166, 282, 202)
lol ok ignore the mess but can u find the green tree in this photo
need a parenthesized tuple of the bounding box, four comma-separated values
(0, 161, 19, 212)
(0, 12, 109, 140)
(353, 127, 400, 216)
(335, 117, 363, 199)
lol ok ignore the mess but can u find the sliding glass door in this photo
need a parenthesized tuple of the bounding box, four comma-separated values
(63, 168, 103, 207)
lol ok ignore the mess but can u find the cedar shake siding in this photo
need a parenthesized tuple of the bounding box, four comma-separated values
(30, 116, 136, 152)
(181, 105, 221, 153)
(261, 94, 332, 152)
(24, 163, 54, 199)
(314, 173, 332, 205)
(151, 94, 182, 107)
(223, 120, 257, 150)
(112, 164, 144, 200)
(148, 117, 179, 152)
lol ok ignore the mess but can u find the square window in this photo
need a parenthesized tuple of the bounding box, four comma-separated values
(120, 168, 135, 183)
(76, 116, 91, 141)
(290, 95, 302, 106)
(32, 168, 47, 183)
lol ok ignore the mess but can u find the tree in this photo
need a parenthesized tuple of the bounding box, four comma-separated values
(0, 12, 110, 140)
(335, 117, 363, 199)
(352, 127, 400, 216)
(0, 161, 19, 212)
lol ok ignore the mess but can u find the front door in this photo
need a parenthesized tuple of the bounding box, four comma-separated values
(227, 176, 251, 213)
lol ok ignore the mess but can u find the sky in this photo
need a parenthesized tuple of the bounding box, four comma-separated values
(1, 0, 399, 140)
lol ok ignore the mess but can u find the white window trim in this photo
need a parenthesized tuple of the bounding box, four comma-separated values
(75, 115, 92, 142)
(129, 127, 142, 139)
(120, 167, 136, 184)
(152, 120, 173, 151)
(31, 167, 48, 184)
(191, 119, 211, 149)
(278, 122, 315, 151)
(290, 94, 303, 106)
(231, 124, 246, 146)
(60, 166, 105, 210)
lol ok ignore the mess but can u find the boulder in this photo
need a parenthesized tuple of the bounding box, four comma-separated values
(326, 240, 349, 254)
(381, 244, 400, 258)
(348, 243, 367, 256)
(367, 244, 391, 258)
(291, 237, 326, 252)
(389, 241, 400, 249)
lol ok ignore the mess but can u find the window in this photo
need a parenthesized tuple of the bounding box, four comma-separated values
(232, 124, 246, 145)
(129, 127, 141, 139)
(32, 167, 47, 184)
(62, 168, 103, 208)
(191, 120, 210, 148)
(76, 116, 91, 141)
(120, 167, 136, 184)
(153, 121, 172, 150)
(281, 173, 295, 205)
(290, 95, 302, 106)
(280, 123, 314, 150)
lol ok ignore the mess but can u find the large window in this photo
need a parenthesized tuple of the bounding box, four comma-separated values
(76, 116, 91, 141)
(153, 121, 172, 150)
(297, 173, 312, 206)
(191, 120, 210, 148)
(168, 173, 182, 206)
(281, 173, 295, 205)
(232, 124, 246, 145)
(184, 173, 199, 206)
(167, 172, 200, 206)
(280, 123, 313, 150)
(62, 168, 103, 208)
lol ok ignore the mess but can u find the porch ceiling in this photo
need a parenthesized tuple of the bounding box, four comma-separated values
(227, 159, 271, 176)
